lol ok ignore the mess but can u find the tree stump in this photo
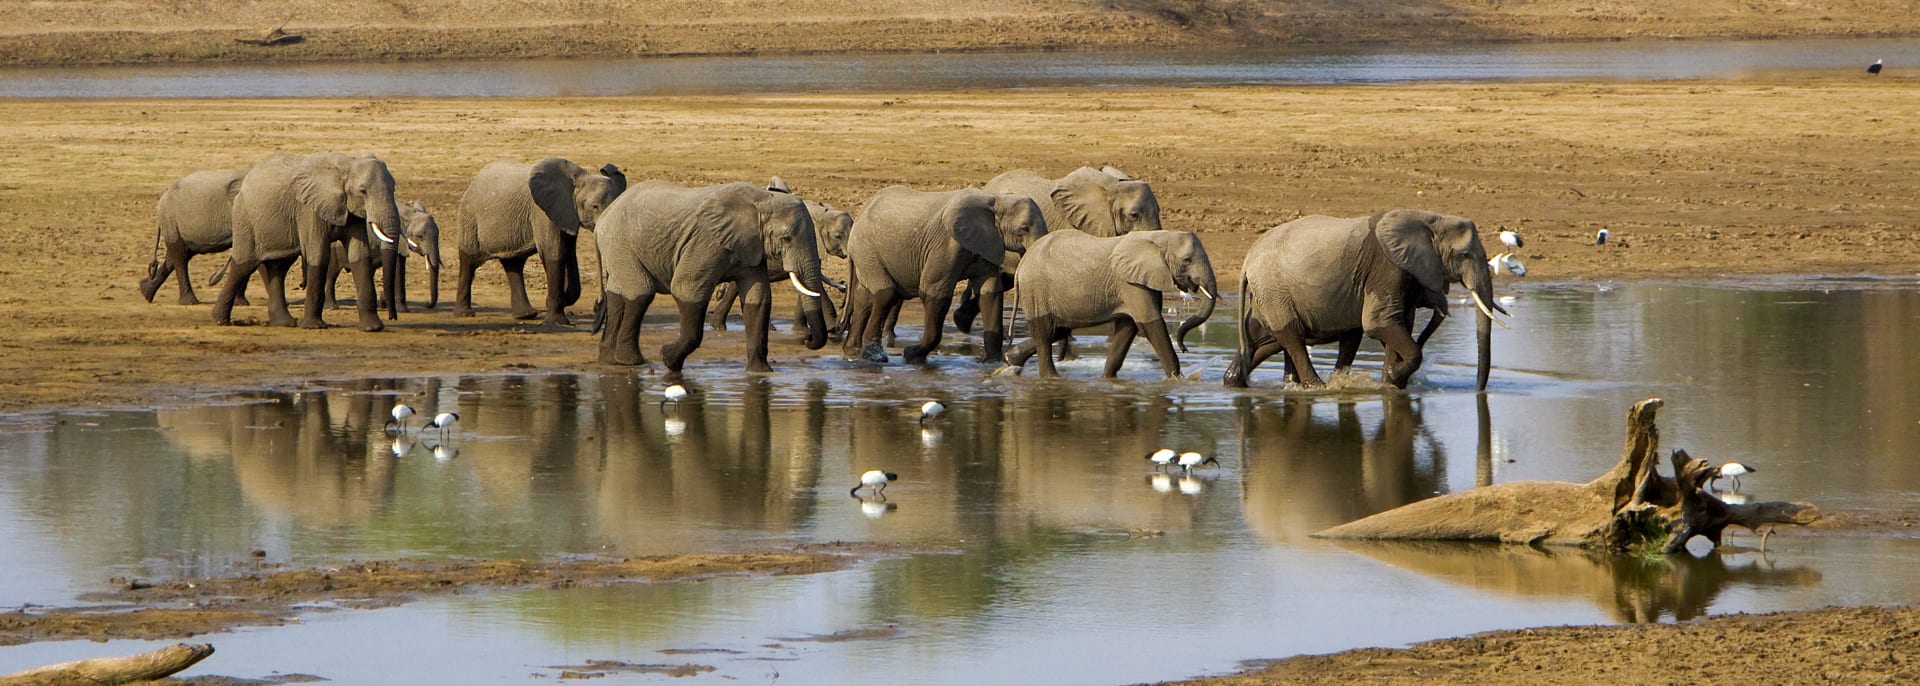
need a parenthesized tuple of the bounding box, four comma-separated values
(1316, 398, 1819, 553)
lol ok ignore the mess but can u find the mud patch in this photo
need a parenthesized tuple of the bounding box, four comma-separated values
(545, 661, 716, 679)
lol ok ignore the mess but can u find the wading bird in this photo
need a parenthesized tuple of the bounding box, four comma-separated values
(386, 403, 415, 433)
(1176, 451, 1218, 474)
(852, 469, 899, 498)
(1868, 59, 1884, 75)
(1595, 228, 1610, 245)
(1147, 448, 1178, 471)
(425, 412, 459, 440)
(919, 400, 946, 424)
(661, 384, 688, 408)
(1712, 462, 1756, 491)
(1489, 252, 1527, 277)
(1499, 228, 1524, 249)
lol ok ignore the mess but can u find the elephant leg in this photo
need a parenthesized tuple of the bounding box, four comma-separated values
(1057, 336, 1079, 362)
(662, 286, 717, 372)
(741, 278, 774, 373)
(1104, 317, 1139, 378)
(351, 240, 383, 332)
(453, 251, 483, 318)
(841, 287, 872, 360)
(324, 244, 346, 310)
(299, 245, 333, 329)
(707, 282, 738, 331)
(1224, 317, 1275, 388)
(501, 255, 538, 320)
(597, 288, 653, 365)
(953, 283, 980, 334)
(1372, 324, 1424, 389)
(211, 255, 258, 324)
(820, 293, 840, 339)
(393, 251, 411, 314)
(166, 243, 198, 305)
(883, 300, 902, 348)
(975, 276, 1007, 364)
(1034, 317, 1062, 378)
(536, 249, 572, 327)
(559, 234, 582, 309)
(262, 257, 298, 328)
(859, 288, 900, 363)
(1141, 318, 1182, 379)
(903, 292, 952, 365)
(1277, 328, 1324, 386)
(1334, 331, 1363, 372)
(1005, 338, 1039, 370)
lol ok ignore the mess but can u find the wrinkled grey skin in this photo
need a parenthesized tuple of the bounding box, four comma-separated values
(596, 181, 830, 373)
(322, 200, 442, 312)
(842, 186, 1046, 365)
(975, 166, 1164, 354)
(456, 158, 626, 326)
(708, 197, 851, 338)
(1004, 230, 1218, 378)
(211, 152, 403, 332)
(141, 166, 250, 306)
(1223, 209, 1508, 391)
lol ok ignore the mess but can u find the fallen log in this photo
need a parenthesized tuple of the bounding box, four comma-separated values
(1315, 398, 1819, 553)
(236, 19, 303, 47)
(0, 643, 213, 686)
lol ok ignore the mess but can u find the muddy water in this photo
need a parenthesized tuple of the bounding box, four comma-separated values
(3, 278, 1920, 683)
(0, 37, 1915, 98)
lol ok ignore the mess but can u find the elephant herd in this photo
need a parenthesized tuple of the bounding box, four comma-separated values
(139, 154, 1512, 390)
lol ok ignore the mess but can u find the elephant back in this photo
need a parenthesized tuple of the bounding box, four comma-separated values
(459, 160, 543, 258)
(1016, 229, 1117, 324)
(228, 153, 307, 261)
(1243, 215, 1371, 334)
(160, 167, 247, 252)
(984, 170, 1072, 237)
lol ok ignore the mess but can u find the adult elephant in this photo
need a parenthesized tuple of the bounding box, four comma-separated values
(1223, 210, 1510, 391)
(708, 185, 852, 338)
(842, 186, 1046, 365)
(976, 166, 1165, 352)
(455, 158, 626, 326)
(211, 152, 403, 331)
(1004, 230, 1218, 378)
(141, 166, 250, 305)
(320, 200, 442, 312)
(596, 181, 830, 373)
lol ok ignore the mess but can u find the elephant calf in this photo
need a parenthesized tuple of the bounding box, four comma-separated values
(708, 185, 852, 340)
(456, 158, 625, 326)
(142, 166, 249, 306)
(321, 201, 443, 313)
(1005, 230, 1217, 378)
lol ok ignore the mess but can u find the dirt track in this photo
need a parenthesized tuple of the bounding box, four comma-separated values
(0, 0, 1916, 66)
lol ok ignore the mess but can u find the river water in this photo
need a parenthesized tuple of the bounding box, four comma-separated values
(2, 37, 1916, 98)
(1, 278, 1919, 683)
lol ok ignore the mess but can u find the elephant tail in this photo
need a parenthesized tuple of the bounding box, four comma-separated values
(1234, 272, 1251, 380)
(207, 257, 230, 286)
(146, 215, 166, 278)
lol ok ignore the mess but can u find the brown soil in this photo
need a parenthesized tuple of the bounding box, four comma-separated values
(1168, 604, 1920, 685)
(0, 551, 852, 646)
(0, 0, 1915, 66)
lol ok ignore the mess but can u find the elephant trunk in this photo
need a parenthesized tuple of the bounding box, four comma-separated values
(383, 245, 400, 321)
(1175, 286, 1216, 353)
(787, 251, 829, 351)
(1461, 262, 1504, 391)
(1476, 302, 1492, 391)
(427, 261, 440, 309)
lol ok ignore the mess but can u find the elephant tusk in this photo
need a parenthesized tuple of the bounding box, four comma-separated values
(1471, 291, 1511, 329)
(789, 272, 824, 298)
(405, 237, 421, 252)
(1199, 285, 1215, 300)
(370, 221, 396, 245)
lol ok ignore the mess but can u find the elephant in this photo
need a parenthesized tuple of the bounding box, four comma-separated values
(320, 200, 442, 311)
(211, 152, 404, 331)
(1223, 209, 1510, 391)
(976, 166, 1165, 355)
(707, 184, 852, 338)
(455, 158, 626, 326)
(1004, 229, 1218, 378)
(595, 181, 830, 373)
(140, 166, 250, 306)
(842, 186, 1046, 365)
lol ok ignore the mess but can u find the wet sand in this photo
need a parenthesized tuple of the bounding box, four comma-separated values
(0, 0, 1915, 66)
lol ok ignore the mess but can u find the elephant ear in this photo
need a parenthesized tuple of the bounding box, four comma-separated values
(1050, 167, 1119, 236)
(599, 163, 627, 195)
(1110, 232, 1179, 293)
(292, 156, 349, 227)
(223, 167, 249, 200)
(944, 191, 1004, 267)
(1373, 210, 1449, 295)
(529, 158, 584, 233)
(1100, 165, 1133, 181)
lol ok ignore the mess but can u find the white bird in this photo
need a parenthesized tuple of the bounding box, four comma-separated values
(851, 469, 899, 498)
(919, 400, 946, 424)
(386, 403, 415, 433)
(1147, 448, 1179, 471)
(1488, 252, 1527, 277)
(1496, 294, 1519, 309)
(661, 384, 688, 408)
(1595, 228, 1610, 245)
(424, 412, 459, 440)
(1868, 58, 1883, 75)
(1711, 462, 1756, 491)
(1149, 473, 1174, 494)
(1176, 451, 1218, 474)
(1499, 228, 1524, 249)
(1178, 476, 1204, 495)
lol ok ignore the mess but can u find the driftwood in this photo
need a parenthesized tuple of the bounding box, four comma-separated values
(0, 643, 213, 686)
(236, 19, 303, 46)
(1316, 398, 1819, 553)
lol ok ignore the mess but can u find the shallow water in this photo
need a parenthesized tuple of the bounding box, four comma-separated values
(3, 277, 1920, 683)
(2, 37, 1916, 98)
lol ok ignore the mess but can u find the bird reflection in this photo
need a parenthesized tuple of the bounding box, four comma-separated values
(389, 435, 415, 458)
(857, 497, 898, 519)
(432, 444, 458, 462)
(1177, 475, 1204, 495)
(663, 416, 688, 440)
(919, 427, 942, 450)
(1148, 473, 1173, 494)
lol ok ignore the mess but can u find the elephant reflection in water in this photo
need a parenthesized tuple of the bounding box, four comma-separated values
(1332, 540, 1822, 623)
(157, 386, 395, 525)
(589, 377, 826, 552)
(993, 387, 1198, 532)
(1236, 395, 1447, 544)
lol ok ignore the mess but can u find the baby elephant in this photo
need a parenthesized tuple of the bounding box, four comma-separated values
(1005, 230, 1218, 378)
